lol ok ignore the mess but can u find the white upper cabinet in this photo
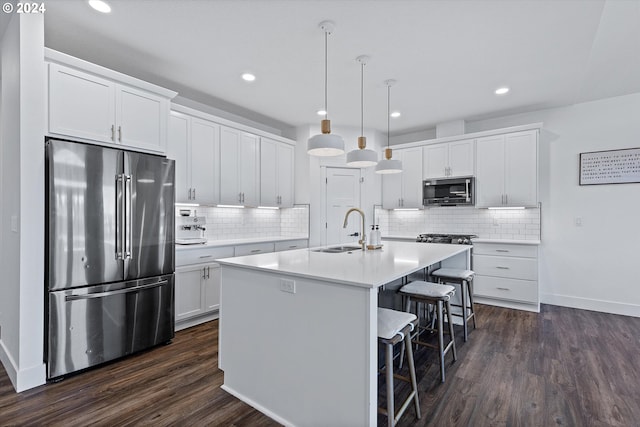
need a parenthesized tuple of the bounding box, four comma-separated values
(167, 112, 220, 205)
(49, 64, 115, 144)
(476, 130, 538, 208)
(48, 62, 173, 153)
(220, 126, 260, 206)
(423, 139, 474, 179)
(382, 146, 424, 209)
(260, 138, 294, 208)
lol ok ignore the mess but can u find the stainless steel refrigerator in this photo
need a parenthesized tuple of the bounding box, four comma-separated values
(45, 138, 175, 379)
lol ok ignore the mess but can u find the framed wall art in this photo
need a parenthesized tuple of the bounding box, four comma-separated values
(579, 148, 640, 185)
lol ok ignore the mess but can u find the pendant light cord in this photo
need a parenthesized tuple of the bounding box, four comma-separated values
(324, 30, 328, 120)
(387, 84, 391, 148)
(361, 62, 364, 136)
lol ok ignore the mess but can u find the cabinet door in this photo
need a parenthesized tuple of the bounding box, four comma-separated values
(423, 143, 448, 179)
(476, 135, 505, 207)
(400, 147, 424, 208)
(175, 266, 205, 321)
(504, 131, 537, 207)
(382, 172, 402, 209)
(190, 118, 219, 205)
(116, 84, 167, 152)
(48, 63, 115, 143)
(203, 265, 221, 312)
(277, 143, 295, 207)
(239, 133, 260, 206)
(260, 138, 279, 206)
(448, 139, 475, 177)
(219, 126, 241, 204)
(167, 112, 191, 203)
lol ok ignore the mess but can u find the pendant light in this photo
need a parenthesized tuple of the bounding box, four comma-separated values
(375, 79, 403, 174)
(346, 55, 378, 167)
(308, 20, 345, 157)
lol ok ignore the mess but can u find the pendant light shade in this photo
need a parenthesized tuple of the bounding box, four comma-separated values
(308, 21, 344, 157)
(375, 79, 402, 174)
(347, 55, 377, 167)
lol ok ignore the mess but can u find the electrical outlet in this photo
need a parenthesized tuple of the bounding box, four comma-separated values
(280, 279, 296, 294)
(11, 215, 18, 233)
(575, 217, 583, 227)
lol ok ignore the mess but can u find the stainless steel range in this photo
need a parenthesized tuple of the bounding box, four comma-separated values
(416, 233, 477, 245)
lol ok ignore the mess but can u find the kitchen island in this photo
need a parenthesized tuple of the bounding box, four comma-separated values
(216, 241, 471, 426)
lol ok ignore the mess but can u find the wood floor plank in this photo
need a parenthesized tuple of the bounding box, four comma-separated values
(2, 304, 640, 426)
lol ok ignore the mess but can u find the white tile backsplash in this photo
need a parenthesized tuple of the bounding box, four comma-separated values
(175, 205, 309, 241)
(376, 206, 541, 240)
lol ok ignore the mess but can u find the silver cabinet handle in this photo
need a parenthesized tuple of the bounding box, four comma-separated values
(250, 249, 261, 253)
(193, 188, 196, 200)
(118, 126, 122, 142)
(188, 188, 192, 200)
(199, 255, 213, 259)
(495, 266, 510, 270)
(111, 125, 116, 141)
(288, 245, 298, 249)
(496, 249, 509, 253)
(239, 192, 242, 203)
(505, 194, 508, 205)
(202, 267, 207, 279)
(496, 287, 510, 291)
(65, 280, 168, 301)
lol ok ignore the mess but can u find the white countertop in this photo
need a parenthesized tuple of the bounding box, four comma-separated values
(216, 241, 471, 289)
(175, 235, 308, 251)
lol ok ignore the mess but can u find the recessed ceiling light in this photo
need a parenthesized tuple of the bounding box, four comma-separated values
(390, 111, 401, 118)
(495, 87, 510, 95)
(241, 73, 256, 82)
(88, 0, 111, 13)
(316, 109, 327, 116)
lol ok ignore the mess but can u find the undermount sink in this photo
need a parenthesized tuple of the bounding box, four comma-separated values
(312, 245, 362, 253)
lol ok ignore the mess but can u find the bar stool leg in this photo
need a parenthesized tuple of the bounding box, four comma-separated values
(436, 300, 445, 383)
(461, 279, 468, 342)
(404, 331, 421, 420)
(445, 299, 457, 361)
(385, 343, 395, 427)
(467, 279, 477, 329)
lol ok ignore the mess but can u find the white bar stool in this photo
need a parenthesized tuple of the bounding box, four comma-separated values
(398, 281, 457, 383)
(431, 268, 476, 341)
(377, 307, 421, 427)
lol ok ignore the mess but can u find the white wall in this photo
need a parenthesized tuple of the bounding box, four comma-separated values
(294, 125, 382, 247)
(0, 12, 46, 392)
(465, 92, 640, 317)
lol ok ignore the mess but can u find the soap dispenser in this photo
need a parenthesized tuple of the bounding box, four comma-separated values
(369, 225, 377, 247)
(375, 225, 381, 246)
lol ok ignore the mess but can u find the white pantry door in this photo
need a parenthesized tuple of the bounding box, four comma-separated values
(325, 168, 361, 246)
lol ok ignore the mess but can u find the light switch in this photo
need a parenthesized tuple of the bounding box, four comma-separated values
(10, 215, 18, 233)
(574, 217, 583, 227)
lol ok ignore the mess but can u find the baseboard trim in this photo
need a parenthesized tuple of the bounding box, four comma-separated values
(541, 293, 640, 318)
(221, 383, 294, 427)
(0, 340, 47, 393)
(0, 339, 18, 390)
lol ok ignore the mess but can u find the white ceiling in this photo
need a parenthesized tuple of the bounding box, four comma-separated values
(43, 0, 640, 136)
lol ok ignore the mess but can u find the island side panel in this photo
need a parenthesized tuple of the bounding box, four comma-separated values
(219, 265, 377, 427)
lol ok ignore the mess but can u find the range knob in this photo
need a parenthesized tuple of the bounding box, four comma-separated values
(463, 238, 470, 245)
(426, 237, 433, 243)
(456, 238, 463, 244)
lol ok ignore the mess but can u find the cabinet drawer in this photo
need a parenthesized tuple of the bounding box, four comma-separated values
(176, 246, 234, 266)
(474, 276, 538, 303)
(274, 239, 308, 252)
(473, 255, 537, 280)
(234, 242, 275, 256)
(473, 243, 537, 258)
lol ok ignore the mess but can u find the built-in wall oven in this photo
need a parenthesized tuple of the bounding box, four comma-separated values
(423, 177, 474, 206)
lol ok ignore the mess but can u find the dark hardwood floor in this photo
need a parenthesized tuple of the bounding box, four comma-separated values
(1, 304, 639, 426)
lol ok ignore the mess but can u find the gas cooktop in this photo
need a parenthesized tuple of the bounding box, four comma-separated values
(415, 233, 477, 245)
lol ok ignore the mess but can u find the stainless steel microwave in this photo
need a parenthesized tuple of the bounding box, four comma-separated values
(423, 177, 475, 206)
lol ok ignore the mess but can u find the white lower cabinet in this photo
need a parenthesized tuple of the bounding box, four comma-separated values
(472, 242, 540, 312)
(175, 263, 220, 321)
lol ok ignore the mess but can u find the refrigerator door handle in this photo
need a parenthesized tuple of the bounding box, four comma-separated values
(125, 174, 133, 259)
(116, 174, 125, 260)
(64, 280, 168, 301)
